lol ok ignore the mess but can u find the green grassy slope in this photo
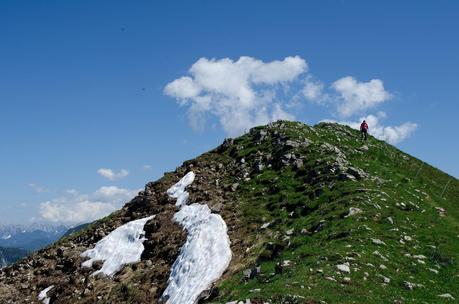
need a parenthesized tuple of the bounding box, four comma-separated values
(1, 121, 456, 304)
(209, 121, 459, 304)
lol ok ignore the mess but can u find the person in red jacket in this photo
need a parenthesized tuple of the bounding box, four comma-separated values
(360, 120, 369, 140)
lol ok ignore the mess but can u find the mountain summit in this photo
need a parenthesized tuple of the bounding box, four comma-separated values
(0, 121, 457, 304)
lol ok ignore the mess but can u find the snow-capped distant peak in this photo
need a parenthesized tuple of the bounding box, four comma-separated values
(80, 215, 154, 277)
(1, 235, 11, 240)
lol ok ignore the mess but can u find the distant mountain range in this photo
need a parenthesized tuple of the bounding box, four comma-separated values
(0, 247, 29, 268)
(0, 223, 70, 251)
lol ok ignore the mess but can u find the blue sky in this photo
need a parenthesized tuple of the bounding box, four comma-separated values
(0, 1, 458, 225)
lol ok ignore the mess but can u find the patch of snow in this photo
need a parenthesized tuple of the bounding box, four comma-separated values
(162, 172, 232, 304)
(38, 285, 54, 304)
(80, 216, 154, 277)
(167, 171, 195, 208)
(1, 234, 11, 240)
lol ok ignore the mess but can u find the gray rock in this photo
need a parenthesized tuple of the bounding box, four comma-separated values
(359, 145, 369, 152)
(438, 293, 455, 300)
(285, 140, 300, 148)
(293, 159, 304, 169)
(211, 203, 223, 213)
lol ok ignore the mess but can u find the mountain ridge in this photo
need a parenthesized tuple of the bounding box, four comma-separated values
(0, 121, 457, 304)
(0, 247, 29, 269)
(0, 224, 69, 251)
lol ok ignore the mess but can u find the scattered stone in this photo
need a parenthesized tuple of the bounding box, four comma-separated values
(359, 145, 369, 152)
(372, 238, 386, 246)
(373, 250, 389, 261)
(345, 207, 362, 218)
(403, 236, 413, 242)
(346, 166, 369, 180)
(285, 140, 300, 148)
(260, 222, 271, 229)
(435, 207, 447, 217)
(428, 268, 439, 274)
(285, 229, 294, 236)
(337, 263, 350, 273)
(377, 274, 390, 284)
(281, 260, 291, 267)
(211, 203, 223, 213)
(242, 269, 255, 281)
(293, 159, 304, 169)
(438, 293, 455, 300)
(403, 281, 422, 290)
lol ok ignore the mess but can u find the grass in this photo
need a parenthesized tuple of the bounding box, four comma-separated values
(207, 121, 459, 303)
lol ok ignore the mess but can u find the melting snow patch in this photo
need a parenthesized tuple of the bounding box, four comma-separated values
(38, 285, 54, 304)
(167, 171, 195, 208)
(162, 172, 232, 304)
(80, 215, 154, 277)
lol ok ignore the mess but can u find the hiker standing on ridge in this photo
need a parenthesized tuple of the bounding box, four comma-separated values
(360, 120, 368, 141)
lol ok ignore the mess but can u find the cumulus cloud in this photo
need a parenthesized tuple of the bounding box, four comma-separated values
(331, 76, 392, 117)
(40, 186, 139, 224)
(302, 77, 326, 104)
(166, 56, 417, 144)
(329, 112, 418, 144)
(164, 56, 308, 136)
(97, 168, 129, 181)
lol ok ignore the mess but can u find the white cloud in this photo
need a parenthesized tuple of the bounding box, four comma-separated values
(39, 186, 139, 224)
(94, 186, 135, 199)
(97, 168, 129, 181)
(302, 78, 326, 104)
(142, 165, 152, 171)
(166, 56, 417, 144)
(28, 183, 49, 193)
(331, 76, 392, 117)
(329, 112, 418, 144)
(164, 56, 308, 136)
